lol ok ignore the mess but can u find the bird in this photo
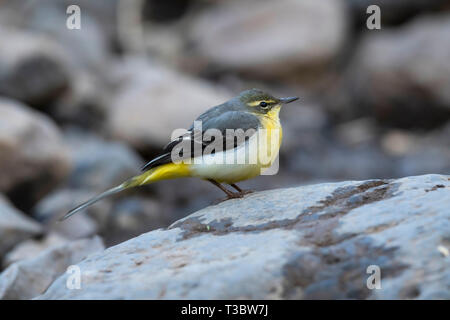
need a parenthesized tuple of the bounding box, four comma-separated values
(61, 88, 298, 220)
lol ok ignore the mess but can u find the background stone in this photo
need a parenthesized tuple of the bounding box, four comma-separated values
(327, 13, 450, 128)
(0, 28, 71, 110)
(106, 58, 230, 150)
(63, 128, 143, 191)
(2, 233, 67, 268)
(0, 195, 42, 259)
(0, 98, 71, 210)
(189, 0, 348, 78)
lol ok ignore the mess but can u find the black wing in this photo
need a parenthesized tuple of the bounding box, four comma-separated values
(141, 111, 260, 171)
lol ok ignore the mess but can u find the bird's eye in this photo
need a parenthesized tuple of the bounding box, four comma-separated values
(259, 101, 268, 108)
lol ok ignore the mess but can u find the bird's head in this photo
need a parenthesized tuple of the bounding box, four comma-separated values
(237, 88, 298, 115)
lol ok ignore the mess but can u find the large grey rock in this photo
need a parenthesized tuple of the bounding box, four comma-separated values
(38, 174, 449, 299)
(0, 236, 104, 300)
(0, 195, 42, 258)
(0, 98, 71, 205)
(189, 0, 347, 77)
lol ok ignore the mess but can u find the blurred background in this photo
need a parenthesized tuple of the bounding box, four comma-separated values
(0, 0, 449, 261)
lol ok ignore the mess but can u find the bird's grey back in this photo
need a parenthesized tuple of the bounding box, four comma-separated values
(189, 97, 245, 130)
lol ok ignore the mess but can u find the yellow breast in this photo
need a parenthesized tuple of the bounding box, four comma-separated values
(181, 107, 284, 184)
(259, 106, 283, 157)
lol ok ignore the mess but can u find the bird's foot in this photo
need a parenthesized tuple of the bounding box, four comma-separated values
(214, 190, 254, 204)
(226, 192, 245, 199)
(212, 192, 243, 204)
(228, 184, 254, 196)
(238, 189, 254, 195)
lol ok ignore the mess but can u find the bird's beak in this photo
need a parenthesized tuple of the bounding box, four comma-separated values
(279, 96, 299, 104)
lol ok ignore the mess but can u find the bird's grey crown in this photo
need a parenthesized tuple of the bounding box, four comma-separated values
(238, 88, 278, 104)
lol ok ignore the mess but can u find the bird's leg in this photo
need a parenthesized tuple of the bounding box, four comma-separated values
(229, 183, 254, 196)
(207, 179, 243, 200)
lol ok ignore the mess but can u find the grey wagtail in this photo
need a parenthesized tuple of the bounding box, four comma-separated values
(61, 89, 298, 220)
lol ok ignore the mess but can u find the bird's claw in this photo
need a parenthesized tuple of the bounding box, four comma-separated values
(238, 189, 254, 195)
(213, 190, 254, 204)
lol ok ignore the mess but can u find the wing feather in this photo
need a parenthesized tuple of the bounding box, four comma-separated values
(141, 111, 260, 171)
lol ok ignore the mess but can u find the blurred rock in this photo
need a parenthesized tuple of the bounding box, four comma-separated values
(281, 100, 329, 154)
(283, 104, 393, 181)
(0, 3, 118, 128)
(64, 128, 143, 191)
(347, 0, 450, 27)
(38, 175, 450, 299)
(189, 0, 348, 78)
(51, 69, 111, 129)
(31, 128, 174, 245)
(107, 58, 229, 149)
(396, 122, 450, 176)
(32, 190, 165, 247)
(33, 189, 105, 239)
(0, 98, 71, 209)
(3, 233, 67, 268)
(0, 0, 115, 69)
(0, 195, 42, 258)
(141, 24, 186, 65)
(335, 118, 378, 146)
(332, 13, 450, 128)
(0, 236, 104, 299)
(287, 120, 450, 183)
(287, 140, 395, 182)
(0, 28, 70, 109)
(381, 130, 416, 156)
(105, 197, 165, 245)
(116, 0, 188, 62)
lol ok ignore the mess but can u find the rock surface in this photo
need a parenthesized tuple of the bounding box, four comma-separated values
(0, 236, 104, 300)
(38, 174, 449, 299)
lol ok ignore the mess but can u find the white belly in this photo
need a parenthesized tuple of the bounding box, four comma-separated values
(188, 129, 280, 183)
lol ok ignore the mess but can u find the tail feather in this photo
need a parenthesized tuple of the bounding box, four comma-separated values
(60, 163, 189, 221)
(60, 185, 124, 221)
